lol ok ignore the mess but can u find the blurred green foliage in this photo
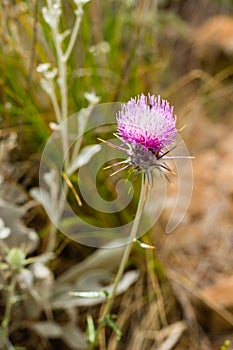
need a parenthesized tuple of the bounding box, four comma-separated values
(1, 0, 233, 149)
(0, 0, 172, 152)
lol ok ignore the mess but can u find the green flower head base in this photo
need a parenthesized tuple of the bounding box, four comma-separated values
(104, 94, 178, 183)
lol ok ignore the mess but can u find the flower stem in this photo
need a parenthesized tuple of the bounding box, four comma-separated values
(90, 175, 148, 349)
(1, 272, 17, 349)
(64, 12, 83, 61)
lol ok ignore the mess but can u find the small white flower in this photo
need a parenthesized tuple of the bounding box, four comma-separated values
(36, 63, 51, 73)
(44, 68, 58, 80)
(73, 0, 90, 5)
(73, 0, 90, 15)
(42, 3, 61, 28)
(0, 218, 11, 239)
(49, 122, 59, 130)
(52, 0, 61, 11)
(84, 92, 101, 105)
(42, 7, 56, 28)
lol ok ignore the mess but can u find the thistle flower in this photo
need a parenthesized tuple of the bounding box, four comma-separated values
(104, 94, 178, 183)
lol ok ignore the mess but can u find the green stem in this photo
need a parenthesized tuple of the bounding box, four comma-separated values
(46, 181, 68, 253)
(49, 80, 63, 124)
(90, 175, 148, 349)
(64, 12, 82, 61)
(1, 272, 17, 349)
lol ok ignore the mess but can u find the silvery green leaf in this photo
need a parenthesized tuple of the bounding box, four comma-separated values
(52, 270, 139, 308)
(18, 269, 34, 289)
(43, 169, 57, 187)
(29, 188, 50, 208)
(0, 200, 39, 254)
(51, 282, 78, 309)
(61, 324, 87, 349)
(0, 182, 28, 204)
(67, 144, 101, 175)
(32, 321, 63, 338)
(31, 262, 52, 280)
(111, 270, 139, 295)
(57, 238, 127, 284)
(75, 269, 112, 291)
(76, 106, 94, 140)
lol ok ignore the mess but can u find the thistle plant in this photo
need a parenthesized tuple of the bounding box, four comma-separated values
(91, 93, 179, 348)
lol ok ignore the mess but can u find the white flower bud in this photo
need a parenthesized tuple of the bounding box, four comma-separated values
(36, 63, 51, 73)
(0, 218, 11, 239)
(84, 92, 100, 105)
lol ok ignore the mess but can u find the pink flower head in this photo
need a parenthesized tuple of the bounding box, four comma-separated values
(102, 94, 178, 183)
(116, 93, 177, 154)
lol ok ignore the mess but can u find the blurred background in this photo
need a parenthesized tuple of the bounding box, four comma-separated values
(0, 0, 233, 349)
